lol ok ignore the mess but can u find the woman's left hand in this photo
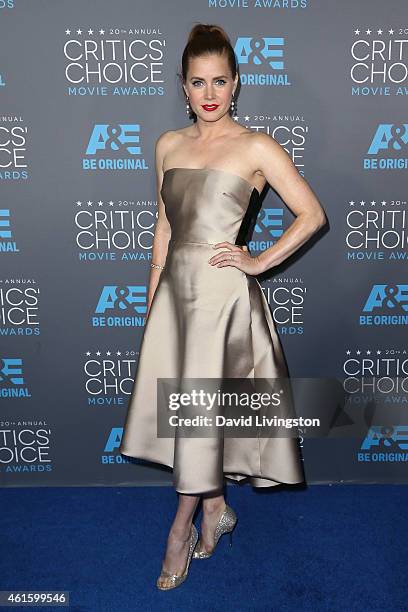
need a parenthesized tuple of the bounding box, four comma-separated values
(208, 242, 265, 275)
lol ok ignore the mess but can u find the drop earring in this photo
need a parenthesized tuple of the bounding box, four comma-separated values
(186, 95, 191, 116)
(230, 93, 237, 117)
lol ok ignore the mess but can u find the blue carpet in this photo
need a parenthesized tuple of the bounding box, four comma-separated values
(1, 484, 406, 611)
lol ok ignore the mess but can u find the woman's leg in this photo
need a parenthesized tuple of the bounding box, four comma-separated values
(196, 487, 227, 554)
(157, 492, 200, 588)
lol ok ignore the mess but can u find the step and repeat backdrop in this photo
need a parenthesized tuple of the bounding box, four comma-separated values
(1, 0, 407, 487)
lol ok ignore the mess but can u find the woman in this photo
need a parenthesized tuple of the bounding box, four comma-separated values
(119, 23, 327, 590)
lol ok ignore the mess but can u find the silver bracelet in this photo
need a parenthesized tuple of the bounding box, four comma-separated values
(151, 262, 165, 270)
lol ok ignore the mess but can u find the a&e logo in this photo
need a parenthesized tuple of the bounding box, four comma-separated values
(360, 283, 408, 326)
(358, 425, 408, 462)
(234, 36, 290, 86)
(248, 207, 284, 253)
(92, 285, 147, 327)
(0, 209, 19, 252)
(0, 357, 31, 398)
(364, 123, 408, 170)
(83, 123, 148, 171)
(101, 427, 133, 465)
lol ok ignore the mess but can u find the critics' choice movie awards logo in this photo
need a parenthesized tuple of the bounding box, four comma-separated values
(92, 285, 147, 327)
(0, 423, 52, 474)
(358, 426, 408, 462)
(350, 27, 408, 96)
(83, 349, 139, 405)
(74, 197, 156, 262)
(364, 123, 408, 170)
(0, 208, 20, 253)
(360, 284, 408, 326)
(343, 348, 408, 395)
(0, 116, 29, 181)
(83, 123, 148, 171)
(234, 35, 291, 86)
(63, 28, 165, 96)
(0, 358, 31, 398)
(0, 280, 40, 335)
(261, 277, 305, 335)
(345, 196, 408, 262)
(342, 348, 408, 463)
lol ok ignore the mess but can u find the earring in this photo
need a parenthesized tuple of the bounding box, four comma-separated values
(186, 96, 191, 116)
(230, 94, 237, 117)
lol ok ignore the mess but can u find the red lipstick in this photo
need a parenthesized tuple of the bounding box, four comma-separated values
(202, 104, 219, 112)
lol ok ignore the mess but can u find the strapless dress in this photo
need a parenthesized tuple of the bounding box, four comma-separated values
(119, 167, 305, 494)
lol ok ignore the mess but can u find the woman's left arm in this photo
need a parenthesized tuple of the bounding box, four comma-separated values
(253, 132, 327, 272)
(210, 133, 327, 274)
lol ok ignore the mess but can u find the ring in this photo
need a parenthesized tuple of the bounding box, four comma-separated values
(230, 254, 234, 260)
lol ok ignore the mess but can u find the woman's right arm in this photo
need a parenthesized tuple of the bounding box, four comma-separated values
(146, 132, 173, 317)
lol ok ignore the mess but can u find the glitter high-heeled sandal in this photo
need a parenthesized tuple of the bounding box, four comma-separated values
(193, 504, 237, 559)
(156, 523, 198, 590)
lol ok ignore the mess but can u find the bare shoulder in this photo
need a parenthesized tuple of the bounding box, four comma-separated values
(155, 128, 192, 165)
(245, 130, 297, 181)
(247, 131, 286, 161)
(155, 130, 178, 172)
(228, 128, 284, 183)
(157, 126, 193, 144)
(155, 129, 178, 154)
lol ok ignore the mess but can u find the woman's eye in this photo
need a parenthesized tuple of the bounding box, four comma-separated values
(191, 79, 227, 86)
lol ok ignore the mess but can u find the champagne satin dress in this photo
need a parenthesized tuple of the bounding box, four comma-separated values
(119, 167, 305, 493)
